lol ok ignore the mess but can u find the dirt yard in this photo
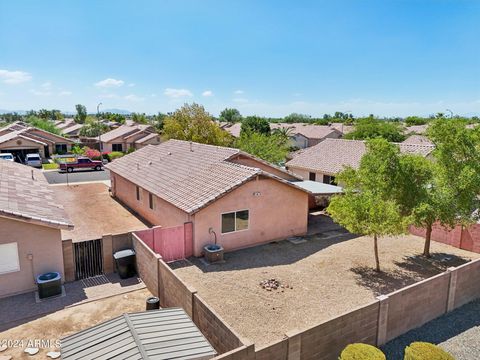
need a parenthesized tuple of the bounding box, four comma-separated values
(0, 288, 151, 359)
(54, 183, 148, 241)
(172, 233, 480, 347)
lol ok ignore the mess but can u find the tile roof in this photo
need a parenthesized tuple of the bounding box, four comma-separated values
(101, 124, 153, 143)
(286, 138, 434, 175)
(0, 161, 73, 229)
(220, 122, 342, 139)
(106, 139, 307, 214)
(134, 132, 159, 144)
(61, 123, 83, 134)
(405, 124, 429, 134)
(402, 134, 433, 146)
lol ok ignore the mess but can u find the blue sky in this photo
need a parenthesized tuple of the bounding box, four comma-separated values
(0, 0, 479, 117)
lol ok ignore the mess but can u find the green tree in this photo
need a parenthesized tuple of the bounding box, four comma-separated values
(345, 117, 405, 142)
(240, 116, 271, 136)
(327, 139, 407, 271)
(235, 132, 289, 164)
(219, 108, 242, 123)
(283, 113, 311, 123)
(404, 116, 429, 126)
(163, 103, 232, 146)
(74, 104, 87, 124)
(25, 116, 61, 135)
(152, 112, 167, 132)
(131, 112, 148, 124)
(79, 116, 109, 137)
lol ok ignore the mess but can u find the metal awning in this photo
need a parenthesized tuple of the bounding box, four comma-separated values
(289, 180, 343, 195)
(61, 308, 217, 360)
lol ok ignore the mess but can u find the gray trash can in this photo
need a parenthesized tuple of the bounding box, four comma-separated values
(113, 249, 136, 279)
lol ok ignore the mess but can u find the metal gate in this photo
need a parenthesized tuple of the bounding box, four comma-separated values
(74, 239, 104, 280)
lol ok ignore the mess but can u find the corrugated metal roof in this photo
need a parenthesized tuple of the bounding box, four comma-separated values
(61, 308, 217, 360)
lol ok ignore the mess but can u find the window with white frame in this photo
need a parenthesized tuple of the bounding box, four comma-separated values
(0, 243, 20, 274)
(221, 210, 249, 233)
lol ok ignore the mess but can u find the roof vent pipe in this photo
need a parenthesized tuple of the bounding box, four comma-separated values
(190, 141, 193, 152)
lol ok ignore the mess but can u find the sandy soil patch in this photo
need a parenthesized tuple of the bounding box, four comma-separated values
(172, 234, 479, 347)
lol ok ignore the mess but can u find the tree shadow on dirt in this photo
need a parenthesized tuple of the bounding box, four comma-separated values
(351, 252, 470, 296)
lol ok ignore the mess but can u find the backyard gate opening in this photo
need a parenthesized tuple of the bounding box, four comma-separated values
(74, 239, 104, 280)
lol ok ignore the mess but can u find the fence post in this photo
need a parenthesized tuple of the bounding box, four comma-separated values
(102, 234, 114, 274)
(285, 329, 302, 360)
(62, 239, 75, 282)
(446, 267, 458, 312)
(376, 295, 389, 346)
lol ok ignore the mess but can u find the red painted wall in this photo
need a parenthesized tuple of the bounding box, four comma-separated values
(410, 223, 480, 253)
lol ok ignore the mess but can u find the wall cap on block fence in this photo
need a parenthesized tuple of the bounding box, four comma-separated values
(446, 266, 458, 312)
(285, 329, 302, 360)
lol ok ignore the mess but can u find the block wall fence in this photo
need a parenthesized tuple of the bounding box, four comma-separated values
(132, 233, 480, 360)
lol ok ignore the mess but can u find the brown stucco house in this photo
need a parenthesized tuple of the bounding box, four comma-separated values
(100, 123, 160, 152)
(0, 121, 76, 160)
(0, 161, 73, 298)
(286, 138, 435, 185)
(106, 140, 310, 256)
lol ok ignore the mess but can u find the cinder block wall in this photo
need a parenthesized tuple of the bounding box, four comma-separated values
(132, 234, 160, 297)
(193, 294, 245, 354)
(62, 239, 75, 282)
(453, 259, 480, 308)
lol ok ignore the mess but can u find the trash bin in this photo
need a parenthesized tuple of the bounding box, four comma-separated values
(113, 249, 136, 279)
(146, 296, 160, 310)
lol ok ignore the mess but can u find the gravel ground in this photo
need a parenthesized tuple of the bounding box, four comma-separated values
(172, 233, 479, 347)
(0, 288, 151, 359)
(382, 299, 480, 360)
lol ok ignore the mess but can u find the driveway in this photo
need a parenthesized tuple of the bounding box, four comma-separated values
(44, 168, 111, 185)
(54, 183, 148, 241)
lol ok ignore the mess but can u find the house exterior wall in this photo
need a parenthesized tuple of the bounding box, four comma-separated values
(0, 138, 45, 157)
(286, 166, 330, 182)
(0, 217, 64, 298)
(193, 177, 308, 256)
(291, 134, 309, 149)
(111, 172, 190, 227)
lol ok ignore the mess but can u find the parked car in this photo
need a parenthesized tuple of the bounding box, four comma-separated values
(24, 153, 42, 168)
(59, 157, 103, 173)
(0, 153, 14, 162)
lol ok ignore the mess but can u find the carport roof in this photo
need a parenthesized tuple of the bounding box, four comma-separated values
(0, 161, 73, 229)
(61, 308, 217, 360)
(290, 180, 343, 195)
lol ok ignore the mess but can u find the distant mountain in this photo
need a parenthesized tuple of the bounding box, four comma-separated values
(102, 108, 132, 115)
(0, 109, 27, 115)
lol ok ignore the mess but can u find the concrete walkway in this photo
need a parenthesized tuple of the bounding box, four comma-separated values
(0, 273, 145, 331)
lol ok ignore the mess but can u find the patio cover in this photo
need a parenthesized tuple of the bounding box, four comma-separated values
(61, 308, 217, 360)
(289, 180, 343, 195)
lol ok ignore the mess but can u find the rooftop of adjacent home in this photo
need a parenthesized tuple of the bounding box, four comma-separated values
(100, 123, 153, 143)
(106, 139, 307, 214)
(0, 160, 73, 229)
(286, 138, 435, 174)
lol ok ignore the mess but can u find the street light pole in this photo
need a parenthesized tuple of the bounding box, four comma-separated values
(97, 102, 103, 154)
(446, 109, 453, 118)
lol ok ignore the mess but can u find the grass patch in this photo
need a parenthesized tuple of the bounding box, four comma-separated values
(42, 163, 59, 170)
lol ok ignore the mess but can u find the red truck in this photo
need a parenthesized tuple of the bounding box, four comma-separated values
(59, 157, 103, 173)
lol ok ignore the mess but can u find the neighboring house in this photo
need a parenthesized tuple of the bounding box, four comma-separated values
(61, 123, 84, 138)
(402, 134, 434, 146)
(286, 138, 435, 185)
(405, 124, 429, 134)
(0, 121, 76, 161)
(106, 140, 310, 256)
(220, 122, 342, 149)
(0, 161, 73, 298)
(100, 123, 160, 152)
(55, 118, 76, 130)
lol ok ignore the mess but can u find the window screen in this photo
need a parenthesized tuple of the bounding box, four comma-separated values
(222, 210, 249, 233)
(236, 210, 249, 231)
(0, 243, 20, 274)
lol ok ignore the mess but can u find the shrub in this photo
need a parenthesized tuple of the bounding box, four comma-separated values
(339, 343, 386, 360)
(107, 151, 124, 161)
(84, 147, 101, 159)
(404, 342, 455, 360)
(126, 147, 135, 154)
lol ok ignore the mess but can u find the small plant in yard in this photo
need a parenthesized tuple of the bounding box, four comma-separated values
(42, 163, 59, 170)
(108, 151, 124, 161)
(404, 342, 455, 360)
(339, 343, 386, 360)
(84, 147, 101, 160)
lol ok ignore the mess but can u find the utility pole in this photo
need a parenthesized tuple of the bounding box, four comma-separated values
(97, 102, 103, 153)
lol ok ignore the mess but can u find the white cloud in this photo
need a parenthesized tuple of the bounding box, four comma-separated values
(202, 90, 214, 97)
(29, 89, 51, 96)
(124, 94, 145, 102)
(94, 78, 124, 88)
(128, 83, 135, 87)
(0, 69, 32, 84)
(234, 90, 244, 95)
(233, 97, 248, 103)
(164, 88, 193, 98)
(58, 90, 72, 96)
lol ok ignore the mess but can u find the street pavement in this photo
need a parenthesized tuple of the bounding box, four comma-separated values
(43, 168, 111, 184)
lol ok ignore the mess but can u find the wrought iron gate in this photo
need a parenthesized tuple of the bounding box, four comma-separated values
(74, 239, 104, 280)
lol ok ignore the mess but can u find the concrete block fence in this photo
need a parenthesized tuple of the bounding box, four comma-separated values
(132, 231, 480, 360)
